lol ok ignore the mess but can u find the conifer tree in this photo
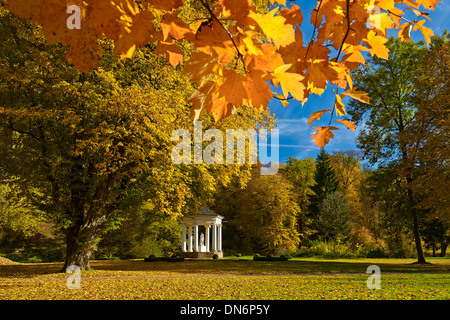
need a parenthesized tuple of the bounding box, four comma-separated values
(308, 149, 340, 239)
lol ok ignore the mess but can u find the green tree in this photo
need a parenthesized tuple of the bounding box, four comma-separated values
(0, 180, 43, 247)
(364, 166, 417, 258)
(347, 37, 429, 263)
(421, 219, 449, 257)
(280, 157, 315, 246)
(401, 32, 450, 224)
(308, 149, 340, 240)
(97, 201, 182, 259)
(330, 150, 362, 193)
(232, 170, 300, 255)
(0, 8, 273, 270)
(317, 191, 351, 245)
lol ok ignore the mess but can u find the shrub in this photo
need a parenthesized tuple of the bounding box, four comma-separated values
(212, 254, 219, 260)
(130, 237, 164, 259)
(28, 256, 42, 263)
(40, 247, 65, 262)
(386, 232, 417, 258)
(366, 248, 387, 258)
(253, 255, 290, 261)
(308, 241, 329, 256)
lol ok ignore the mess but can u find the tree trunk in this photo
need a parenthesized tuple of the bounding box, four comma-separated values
(61, 217, 105, 272)
(63, 247, 92, 272)
(62, 230, 94, 272)
(441, 236, 448, 257)
(400, 134, 426, 263)
(406, 176, 426, 264)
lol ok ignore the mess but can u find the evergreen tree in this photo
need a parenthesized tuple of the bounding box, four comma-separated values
(308, 149, 340, 239)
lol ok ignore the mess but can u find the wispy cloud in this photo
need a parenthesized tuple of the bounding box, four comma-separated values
(275, 118, 309, 136)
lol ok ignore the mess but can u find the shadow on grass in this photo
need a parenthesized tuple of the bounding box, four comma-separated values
(89, 257, 450, 275)
(1, 257, 448, 278)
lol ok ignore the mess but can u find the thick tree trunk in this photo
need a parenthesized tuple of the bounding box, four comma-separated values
(63, 247, 92, 272)
(62, 231, 94, 272)
(61, 217, 105, 272)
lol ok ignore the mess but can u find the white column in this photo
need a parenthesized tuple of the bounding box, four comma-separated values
(194, 223, 199, 252)
(211, 223, 217, 252)
(182, 223, 187, 252)
(218, 224, 222, 252)
(205, 225, 210, 252)
(188, 225, 193, 252)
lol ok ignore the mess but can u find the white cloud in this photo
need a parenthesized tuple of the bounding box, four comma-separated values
(275, 118, 309, 136)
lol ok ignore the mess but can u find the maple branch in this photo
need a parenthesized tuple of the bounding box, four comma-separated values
(186, 16, 211, 25)
(388, 9, 414, 24)
(273, 95, 293, 101)
(304, 0, 324, 62)
(197, 0, 247, 72)
(329, 86, 338, 125)
(335, 0, 351, 61)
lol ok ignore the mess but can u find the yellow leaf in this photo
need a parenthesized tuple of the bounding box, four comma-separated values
(342, 89, 370, 104)
(249, 8, 295, 49)
(413, 20, 434, 47)
(272, 64, 305, 101)
(270, 0, 287, 6)
(365, 30, 389, 60)
(335, 93, 346, 116)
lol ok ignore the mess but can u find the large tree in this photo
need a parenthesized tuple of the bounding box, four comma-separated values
(402, 32, 450, 224)
(0, 8, 273, 270)
(280, 156, 315, 245)
(233, 172, 300, 255)
(347, 37, 432, 263)
(309, 150, 340, 214)
(213, 166, 300, 255)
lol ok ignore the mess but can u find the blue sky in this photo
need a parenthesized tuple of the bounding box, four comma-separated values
(263, 0, 450, 165)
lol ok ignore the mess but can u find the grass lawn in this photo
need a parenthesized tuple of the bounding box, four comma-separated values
(0, 257, 449, 300)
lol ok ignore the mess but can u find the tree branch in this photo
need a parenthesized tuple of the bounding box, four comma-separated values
(304, 0, 324, 62)
(335, 0, 351, 61)
(197, 0, 247, 72)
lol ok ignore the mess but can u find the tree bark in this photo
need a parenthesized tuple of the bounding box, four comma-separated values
(61, 215, 106, 272)
(406, 175, 426, 264)
(441, 236, 448, 257)
(412, 207, 426, 263)
(399, 115, 426, 264)
(62, 229, 94, 272)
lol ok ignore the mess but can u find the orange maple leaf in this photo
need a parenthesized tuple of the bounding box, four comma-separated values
(312, 126, 339, 148)
(307, 109, 331, 126)
(336, 119, 356, 132)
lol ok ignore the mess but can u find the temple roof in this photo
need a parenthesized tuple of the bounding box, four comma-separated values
(187, 206, 224, 219)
